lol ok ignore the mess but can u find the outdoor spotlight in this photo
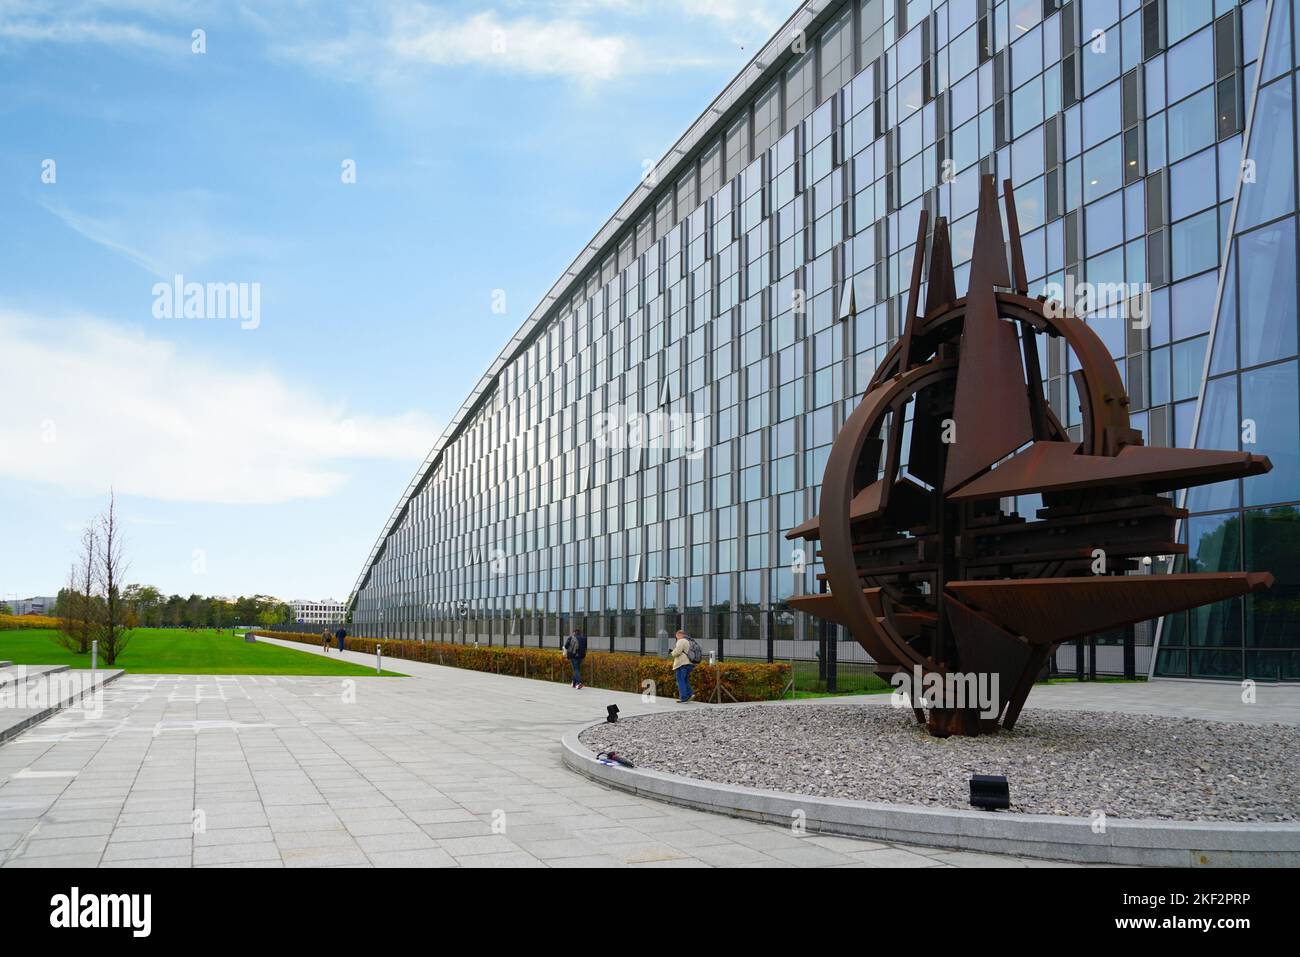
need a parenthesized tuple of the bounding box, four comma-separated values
(969, 774, 1011, 811)
(606, 704, 620, 724)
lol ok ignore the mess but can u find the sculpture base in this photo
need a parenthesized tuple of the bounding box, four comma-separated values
(923, 707, 1001, 738)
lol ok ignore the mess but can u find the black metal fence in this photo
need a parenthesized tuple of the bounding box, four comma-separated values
(350, 607, 1152, 692)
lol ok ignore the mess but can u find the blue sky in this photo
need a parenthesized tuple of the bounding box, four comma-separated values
(0, 0, 792, 604)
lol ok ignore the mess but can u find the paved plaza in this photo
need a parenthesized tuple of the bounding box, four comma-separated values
(1, 642, 1295, 868)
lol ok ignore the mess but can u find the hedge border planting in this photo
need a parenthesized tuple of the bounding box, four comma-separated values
(255, 630, 790, 702)
(0, 614, 61, 631)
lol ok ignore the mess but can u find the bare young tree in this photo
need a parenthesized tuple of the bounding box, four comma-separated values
(55, 523, 97, 654)
(56, 563, 82, 653)
(95, 492, 130, 665)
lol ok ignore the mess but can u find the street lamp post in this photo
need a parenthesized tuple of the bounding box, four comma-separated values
(651, 575, 688, 654)
(456, 601, 469, 645)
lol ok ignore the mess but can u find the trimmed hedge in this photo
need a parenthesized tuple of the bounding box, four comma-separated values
(255, 630, 791, 702)
(0, 614, 61, 631)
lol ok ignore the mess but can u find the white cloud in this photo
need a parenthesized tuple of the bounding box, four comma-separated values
(0, 312, 438, 505)
(391, 9, 628, 83)
(532, 0, 791, 41)
(268, 2, 733, 84)
(2, 0, 767, 83)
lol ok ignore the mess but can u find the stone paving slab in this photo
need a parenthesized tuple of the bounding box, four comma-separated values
(0, 667, 125, 745)
(21, 639, 1271, 869)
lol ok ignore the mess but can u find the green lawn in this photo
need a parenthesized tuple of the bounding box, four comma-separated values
(787, 658, 894, 697)
(0, 628, 404, 676)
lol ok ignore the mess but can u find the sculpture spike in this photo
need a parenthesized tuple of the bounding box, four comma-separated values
(942, 175, 1034, 493)
(969, 174, 1011, 289)
(924, 217, 956, 315)
(1002, 178, 1029, 295)
(897, 207, 929, 375)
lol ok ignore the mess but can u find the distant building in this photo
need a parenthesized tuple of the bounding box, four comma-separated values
(11, 596, 57, 616)
(291, 599, 346, 626)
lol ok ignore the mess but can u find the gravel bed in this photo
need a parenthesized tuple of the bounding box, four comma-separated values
(579, 704, 1300, 822)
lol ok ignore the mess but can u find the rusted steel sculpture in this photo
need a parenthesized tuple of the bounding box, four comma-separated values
(787, 175, 1273, 737)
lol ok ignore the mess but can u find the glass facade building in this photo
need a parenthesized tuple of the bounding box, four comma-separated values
(350, 0, 1299, 682)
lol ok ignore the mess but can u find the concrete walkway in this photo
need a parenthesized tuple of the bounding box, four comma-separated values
(4, 639, 1289, 868)
(0, 640, 1064, 869)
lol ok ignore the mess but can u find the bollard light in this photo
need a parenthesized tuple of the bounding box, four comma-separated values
(969, 774, 1010, 811)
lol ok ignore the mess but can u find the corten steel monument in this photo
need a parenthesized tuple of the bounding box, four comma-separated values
(787, 174, 1274, 738)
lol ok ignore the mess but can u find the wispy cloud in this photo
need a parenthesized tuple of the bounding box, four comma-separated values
(39, 202, 169, 275)
(0, 311, 438, 505)
(269, 4, 717, 85)
(1, 0, 782, 83)
(0, 0, 185, 53)
(39, 190, 278, 279)
(525, 0, 792, 43)
(391, 9, 628, 83)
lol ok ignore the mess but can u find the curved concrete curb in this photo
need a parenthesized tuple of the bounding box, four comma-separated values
(562, 719, 1300, 866)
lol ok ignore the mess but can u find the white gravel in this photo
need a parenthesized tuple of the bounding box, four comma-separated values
(579, 704, 1300, 822)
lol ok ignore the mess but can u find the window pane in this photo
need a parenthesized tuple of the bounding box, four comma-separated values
(1167, 0, 1213, 46)
(1166, 26, 1214, 104)
(1186, 512, 1242, 647)
(1172, 335, 1207, 401)
(1170, 147, 1217, 222)
(1172, 208, 1219, 281)
(1237, 77, 1296, 231)
(1238, 217, 1299, 368)
(1242, 360, 1300, 507)
(1167, 86, 1216, 163)
(1172, 271, 1218, 341)
(1245, 507, 1300, 650)
(1187, 375, 1241, 512)
(1083, 27, 1121, 96)
(1083, 135, 1123, 201)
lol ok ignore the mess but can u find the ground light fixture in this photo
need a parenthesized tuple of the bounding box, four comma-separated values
(606, 704, 619, 723)
(970, 775, 1011, 811)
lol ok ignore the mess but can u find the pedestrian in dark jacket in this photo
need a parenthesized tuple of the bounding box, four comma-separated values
(564, 628, 588, 689)
(335, 627, 347, 653)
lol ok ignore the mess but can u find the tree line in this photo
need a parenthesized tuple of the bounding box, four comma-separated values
(60, 587, 295, 631)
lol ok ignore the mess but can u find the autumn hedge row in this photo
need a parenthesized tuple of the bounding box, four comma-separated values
(255, 630, 791, 702)
(0, 614, 61, 631)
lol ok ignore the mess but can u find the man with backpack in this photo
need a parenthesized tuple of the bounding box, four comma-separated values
(563, 627, 588, 689)
(670, 629, 701, 703)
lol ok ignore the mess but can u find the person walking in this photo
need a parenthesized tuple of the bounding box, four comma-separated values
(335, 626, 347, 653)
(321, 629, 331, 654)
(670, 629, 698, 703)
(563, 627, 588, 689)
